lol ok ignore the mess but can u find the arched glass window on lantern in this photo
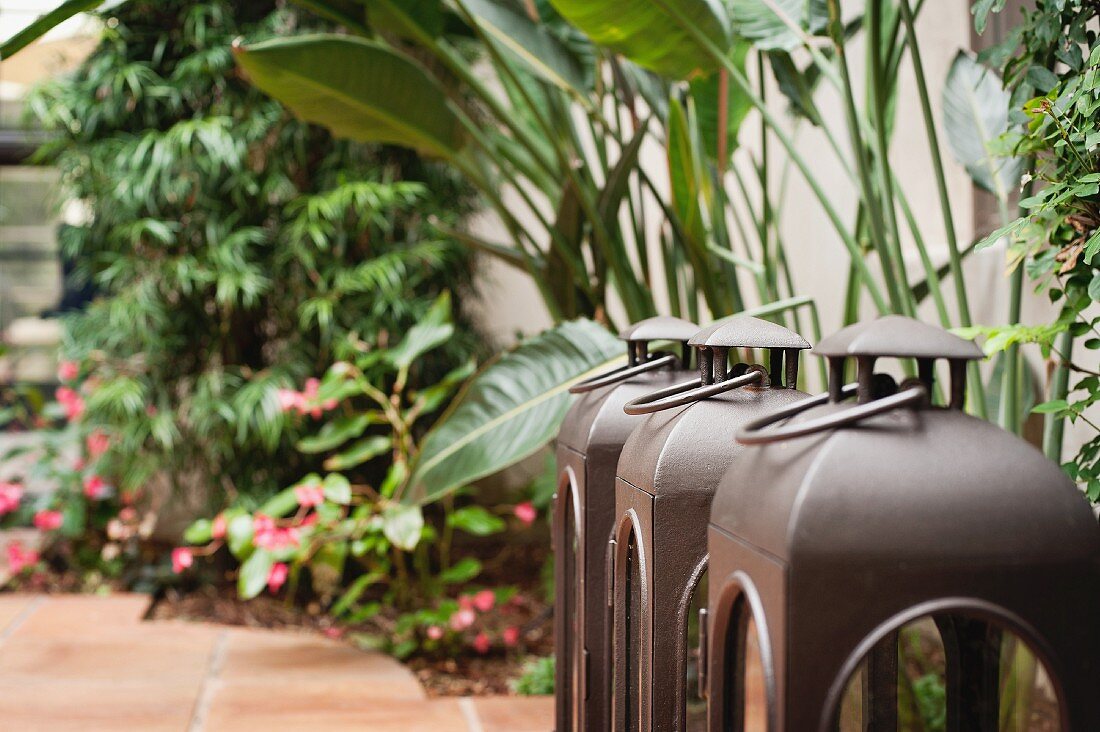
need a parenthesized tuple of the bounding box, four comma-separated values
(683, 565, 708, 732)
(714, 581, 769, 732)
(826, 603, 1065, 732)
(556, 469, 581, 727)
(612, 514, 647, 732)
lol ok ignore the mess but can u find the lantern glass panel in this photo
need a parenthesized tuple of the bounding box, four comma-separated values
(723, 598, 767, 732)
(832, 613, 1063, 731)
(561, 482, 578, 725)
(685, 571, 708, 731)
(626, 533, 642, 732)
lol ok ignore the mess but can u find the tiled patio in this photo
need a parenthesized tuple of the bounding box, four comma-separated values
(0, 594, 552, 731)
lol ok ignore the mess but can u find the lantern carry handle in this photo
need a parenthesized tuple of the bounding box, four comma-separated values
(623, 365, 766, 415)
(569, 353, 679, 394)
(735, 383, 926, 445)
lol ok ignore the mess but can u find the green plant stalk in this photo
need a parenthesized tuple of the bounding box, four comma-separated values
(648, 0, 889, 314)
(897, 0, 987, 418)
(895, 176, 951, 327)
(1043, 330, 1073, 462)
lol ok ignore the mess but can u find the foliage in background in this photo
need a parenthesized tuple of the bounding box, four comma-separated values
(512, 654, 555, 695)
(23, 0, 479, 513)
(971, 0, 1100, 497)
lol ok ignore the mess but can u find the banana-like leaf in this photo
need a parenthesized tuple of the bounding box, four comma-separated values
(730, 0, 827, 53)
(547, 0, 730, 79)
(366, 0, 443, 38)
(400, 319, 623, 505)
(689, 42, 753, 160)
(942, 51, 1022, 203)
(233, 35, 464, 158)
(0, 0, 105, 59)
(458, 0, 587, 92)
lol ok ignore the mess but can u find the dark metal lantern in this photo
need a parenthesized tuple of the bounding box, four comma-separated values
(555, 316, 698, 732)
(705, 316, 1100, 731)
(610, 317, 810, 732)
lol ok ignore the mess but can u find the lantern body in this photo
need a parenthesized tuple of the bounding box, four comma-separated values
(555, 317, 697, 732)
(610, 317, 811, 732)
(707, 318, 1100, 731)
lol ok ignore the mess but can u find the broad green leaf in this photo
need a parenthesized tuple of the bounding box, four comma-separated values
(689, 42, 752, 160)
(259, 486, 300, 518)
(547, 0, 729, 79)
(402, 319, 622, 504)
(330, 569, 387, 618)
(226, 512, 254, 558)
(458, 0, 587, 92)
(447, 506, 506, 536)
(183, 519, 213, 545)
(292, 0, 369, 33)
(238, 549, 274, 599)
(382, 504, 423, 550)
(1032, 399, 1069, 415)
(234, 35, 464, 157)
(0, 0, 104, 59)
(730, 0, 826, 53)
(322, 473, 353, 504)
(297, 414, 372, 454)
(942, 52, 1023, 202)
(970, 0, 1006, 35)
(385, 292, 454, 368)
(438, 556, 482, 584)
(366, 0, 442, 38)
(324, 435, 392, 471)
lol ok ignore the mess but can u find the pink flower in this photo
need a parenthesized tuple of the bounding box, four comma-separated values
(514, 501, 537, 526)
(294, 482, 324, 508)
(267, 562, 289, 593)
(171, 547, 193, 573)
(0, 483, 23, 515)
(6, 541, 38, 574)
(458, 594, 475, 611)
(211, 513, 227, 539)
(276, 388, 303, 413)
(252, 514, 300, 551)
(503, 626, 521, 647)
(72, 457, 85, 471)
(473, 589, 495, 612)
(85, 430, 110, 458)
(303, 378, 320, 398)
(472, 632, 490, 654)
(33, 510, 63, 531)
(323, 627, 344, 640)
(57, 360, 79, 382)
(55, 387, 84, 421)
(426, 625, 444, 641)
(83, 475, 109, 500)
(449, 608, 476, 631)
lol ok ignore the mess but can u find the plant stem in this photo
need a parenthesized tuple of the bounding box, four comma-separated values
(1043, 330, 1074, 462)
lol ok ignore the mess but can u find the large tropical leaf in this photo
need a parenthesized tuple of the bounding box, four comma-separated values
(729, 0, 827, 53)
(401, 319, 623, 504)
(458, 0, 588, 92)
(0, 0, 105, 59)
(233, 35, 464, 158)
(942, 52, 1022, 202)
(689, 42, 753, 160)
(547, 0, 729, 79)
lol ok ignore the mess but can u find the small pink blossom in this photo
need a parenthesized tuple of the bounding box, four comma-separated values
(514, 501, 537, 526)
(472, 632, 491, 654)
(300, 513, 319, 527)
(473, 589, 495, 612)
(267, 562, 289, 593)
(72, 457, 86, 471)
(6, 541, 38, 574)
(458, 594, 475, 611)
(171, 547, 193, 573)
(303, 378, 321, 398)
(55, 386, 84, 421)
(276, 388, 302, 413)
(503, 626, 521, 647)
(211, 513, 227, 539)
(294, 481, 324, 508)
(85, 430, 110, 458)
(253, 514, 300, 551)
(57, 360, 79, 382)
(118, 507, 137, 523)
(449, 608, 476, 631)
(426, 625, 444, 641)
(0, 483, 23, 515)
(83, 475, 109, 500)
(323, 627, 344, 640)
(33, 510, 63, 531)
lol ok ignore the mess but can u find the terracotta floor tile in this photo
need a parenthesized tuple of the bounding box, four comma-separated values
(16, 593, 152, 636)
(0, 594, 38, 634)
(205, 697, 471, 732)
(219, 628, 416, 683)
(210, 677, 424, 719)
(471, 695, 554, 732)
(0, 680, 198, 732)
(0, 626, 217, 684)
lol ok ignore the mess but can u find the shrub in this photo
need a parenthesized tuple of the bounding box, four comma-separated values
(512, 655, 555, 695)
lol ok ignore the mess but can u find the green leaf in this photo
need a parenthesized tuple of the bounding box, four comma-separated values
(689, 43, 752, 161)
(0, 0, 104, 60)
(547, 0, 729, 79)
(366, 0, 442, 38)
(438, 557, 482, 584)
(1032, 399, 1069, 415)
(238, 549, 275, 600)
(385, 292, 454, 368)
(226, 513, 254, 558)
(730, 0, 826, 53)
(183, 519, 213, 545)
(942, 52, 1023, 202)
(459, 0, 587, 92)
(1084, 229, 1100, 266)
(382, 504, 423, 550)
(297, 414, 372, 454)
(330, 569, 387, 618)
(970, 0, 1005, 36)
(233, 35, 465, 157)
(322, 473, 352, 504)
(324, 435, 392, 471)
(259, 486, 300, 518)
(447, 506, 505, 536)
(402, 319, 622, 504)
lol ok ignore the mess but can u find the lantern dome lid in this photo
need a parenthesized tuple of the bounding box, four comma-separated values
(619, 316, 698, 343)
(558, 369, 689, 453)
(812, 315, 983, 361)
(711, 406, 1099, 566)
(689, 316, 810, 350)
